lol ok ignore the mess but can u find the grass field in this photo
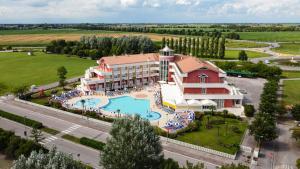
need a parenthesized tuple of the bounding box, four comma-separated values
(271, 43, 300, 55)
(225, 50, 269, 60)
(282, 71, 300, 78)
(226, 40, 269, 48)
(236, 32, 300, 42)
(283, 80, 300, 106)
(176, 115, 247, 154)
(0, 29, 171, 46)
(0, 52, 95, 94)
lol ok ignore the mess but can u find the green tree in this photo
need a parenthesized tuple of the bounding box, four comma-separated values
(291, 104, 300, 121)
(162, 37, 166, 48)
(292, 129, 300, 141)
(182, 37, 187, 55)
(100, 115, 163, 169)
(238, 50, 248, 61)
(187, 38, 191, 55)
(199, 37, 204, 58)
(297, 158, 300, 169)
(249, 112, 278, 146)
(12, 148, 86, 169)
(183, 161, 205, 169)
(179, 37, 183, 54)
(195, 38, 199, 57)
(160, 158, 180, 169)
(12, 85, 29, 99)
(244, 105, 255, 117)
(218, 37, 225, 59)
(57, 66, 68, 89)
(219, 163, 249, 169)
(170, 38, 174, 49)
(192, 38, 196, 56)
(30, 126, 44, 143)
(174, 39, 179, 53)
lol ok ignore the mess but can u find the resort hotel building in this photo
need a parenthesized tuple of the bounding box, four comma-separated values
(80, 46, 244, 112)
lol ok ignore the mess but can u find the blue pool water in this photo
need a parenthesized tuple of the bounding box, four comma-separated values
(102, 96, 161, 121)
(74, 98, 101, 109)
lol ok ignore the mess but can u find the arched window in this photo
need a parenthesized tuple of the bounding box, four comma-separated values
(199, 74, 208, 83)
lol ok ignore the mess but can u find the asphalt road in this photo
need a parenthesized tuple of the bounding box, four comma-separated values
(0, 98, 225, 169)
(0, 117, 101, 169)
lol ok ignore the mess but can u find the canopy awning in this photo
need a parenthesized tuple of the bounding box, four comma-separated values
(187, 99, 202, 106)
(199, 99, 217, 106)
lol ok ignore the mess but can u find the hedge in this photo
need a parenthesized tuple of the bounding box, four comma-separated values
(80, 137, 105, 151)
(0, 110, 43, 129)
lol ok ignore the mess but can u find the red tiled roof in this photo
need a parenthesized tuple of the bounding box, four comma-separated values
(175, 56, 220, 73)
(99, 53, 159, 65)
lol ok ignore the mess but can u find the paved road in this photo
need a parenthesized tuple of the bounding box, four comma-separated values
(30, 76, 82, 93)
(0, 117, 101, 169)
(0, 98, 226, 169)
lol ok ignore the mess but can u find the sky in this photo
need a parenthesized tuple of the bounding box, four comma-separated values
(0, 0, 300, 23)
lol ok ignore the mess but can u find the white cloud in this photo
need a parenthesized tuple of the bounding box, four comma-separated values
(143, 0, 160, 8)
(120, 0, 138, 7)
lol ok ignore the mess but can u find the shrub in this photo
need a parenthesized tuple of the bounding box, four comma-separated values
(231, 126, 242, 134)
(194, 111, 204, 120)
(80, 137, 105, 150)
(0, 128, 45, 159)
(244, 105, 255, 117)
(210, 119, 225, 125)
(0, 110, 43, 129)
(297, 158, 300, 169)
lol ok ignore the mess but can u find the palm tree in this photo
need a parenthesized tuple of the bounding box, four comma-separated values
(80, 99, 86, 118)
(116, 109, 121, 118)
(223, 109, 228, 123)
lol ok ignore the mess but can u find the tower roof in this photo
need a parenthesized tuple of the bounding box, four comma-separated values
(160, 46, 174, 52)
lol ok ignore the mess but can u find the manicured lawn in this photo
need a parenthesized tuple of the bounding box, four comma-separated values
(282, 71, 300, 79)
(225, 50, 269, 60)
(272, 43, 300, 55)
(226, 40, 269, 48)
(236, 32, 300, 42)
(0, 52, 96, 94)
(175, 115, 247, 154)
(283, 80, 300, 106)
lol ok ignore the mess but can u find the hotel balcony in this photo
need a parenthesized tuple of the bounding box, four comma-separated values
(81, 77, 104, 85)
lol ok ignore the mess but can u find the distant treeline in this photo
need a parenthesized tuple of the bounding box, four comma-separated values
(211, 24, 300, 32)
(74, 25, 223, 37)
(161, 36, 225, 59)
(46, 35, 156, 59)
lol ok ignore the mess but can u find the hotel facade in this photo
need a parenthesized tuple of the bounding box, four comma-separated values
(80, 47, 243, 111)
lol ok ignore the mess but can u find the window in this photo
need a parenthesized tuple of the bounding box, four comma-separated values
(199, 74, 208, 83)
(201, 88, 206, 94)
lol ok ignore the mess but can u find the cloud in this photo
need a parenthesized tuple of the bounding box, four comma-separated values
(0, 0, 299, 23)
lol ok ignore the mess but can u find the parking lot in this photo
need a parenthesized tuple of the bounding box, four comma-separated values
(227, 77, 267, 109)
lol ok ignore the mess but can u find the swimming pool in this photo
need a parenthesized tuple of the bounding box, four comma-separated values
(74, 98, 101, 109)
(102, 96, 161, 121)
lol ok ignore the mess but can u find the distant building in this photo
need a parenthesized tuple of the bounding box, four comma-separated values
(80, 46, 243, 111)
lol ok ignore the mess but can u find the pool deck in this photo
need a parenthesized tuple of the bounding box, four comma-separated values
(65, 85, 174, 128)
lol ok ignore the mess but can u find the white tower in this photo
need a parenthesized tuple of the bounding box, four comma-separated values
(159, 46, 174, 82)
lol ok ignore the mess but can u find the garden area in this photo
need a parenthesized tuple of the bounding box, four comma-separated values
(283, 80, 300, 106)
(175, 113, 247, 155)
(0, 52, 95, 95)
(282, 71, 300, 79)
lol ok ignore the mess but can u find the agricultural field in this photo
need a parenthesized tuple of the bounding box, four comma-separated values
(176, 115, 247, 154)
(271, 43, 300, 55)
(236, 32, 300, 42)
(0, 52, 95, 94)
(283, 80, 300, 106)
(0, 29, 171, 47)
(224, 50, 269, 60)
(226, 40, 269, 48)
